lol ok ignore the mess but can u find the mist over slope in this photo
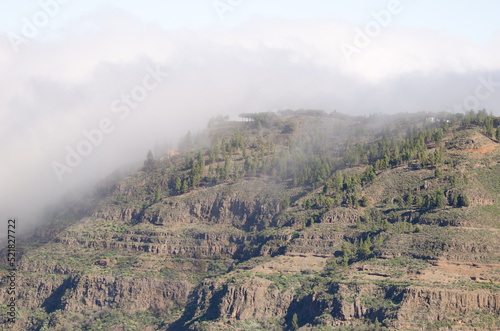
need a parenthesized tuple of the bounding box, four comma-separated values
(1, 109, 499, 330)
(2, 5, 500, 234)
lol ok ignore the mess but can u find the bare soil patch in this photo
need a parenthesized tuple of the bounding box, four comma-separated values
(465, 144, 498, 154)
(410, 259, 500, 284)
(250, 253, 328, 275)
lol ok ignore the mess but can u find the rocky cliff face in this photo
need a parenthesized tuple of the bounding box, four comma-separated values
(67, 276, 191, 312)
(192, 277, 296, 322)
(182, 279, 500, 329)
(397, 286, 500, 325)
(2, 272, 191, 330)
(92, 184, 283, 232)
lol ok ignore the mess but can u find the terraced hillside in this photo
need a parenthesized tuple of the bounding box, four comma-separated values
(1, 110, 500, 330)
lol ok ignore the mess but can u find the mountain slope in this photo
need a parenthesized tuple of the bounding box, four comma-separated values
(1, 110, 500, 330)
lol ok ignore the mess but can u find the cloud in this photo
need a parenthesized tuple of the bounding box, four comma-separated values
(1, 8, 499, 234)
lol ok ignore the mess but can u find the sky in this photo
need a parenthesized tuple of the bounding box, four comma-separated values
(1, 0, 500, 42)
(1, 0, 500, 234)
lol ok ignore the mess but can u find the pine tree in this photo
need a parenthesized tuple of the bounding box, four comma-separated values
(363, 165, 376, 183)
(192, 173, 201, 187)
(406, 191, 413, 207)
(197, 151, 205, 174)
(144, 150, 157, 171)
(215, 163, 221, 183)
(451, 193, 459, 207)
(342, 253, 349, 268)
(185, 156, 194, 169)
(207, 164, 213, 184)
(424, 194, 433, 210)
(343, 175, 352, 191)
(381, 219, 390, 231)
(181, 179, 189, 193)
(221, 140, 227, 158)
(224, 156, 231, 180)
(341, 242, 351, 268)
(233, 163, 240, 180)
(415, 195, 423, 208)
(154, 189, 161, 202)
(325, 196, 334, 208)
(174, 177, 182, 193)
(486, 119, 494, 138)
(443, 120, 449, 133)
(459, 194, 470, 207)
(433, 129, 443, 144)
(374, 317, 380, 331)
(235, 130, 243, 150)
(333, 171, 343, 192)
(365, 236, 372, 249)
(435, 189, 445, 208)
(323, 182, 330, 194)
(357, 238, 364, 258)
(358, 236, 372, 259)
(353, 195, 359, 208)
(361, 195, 370, 207)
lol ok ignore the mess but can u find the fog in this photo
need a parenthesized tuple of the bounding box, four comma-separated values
(1, 4, 500, 236)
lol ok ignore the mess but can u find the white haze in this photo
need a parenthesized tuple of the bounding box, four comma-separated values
(1, 8, 500, 235)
